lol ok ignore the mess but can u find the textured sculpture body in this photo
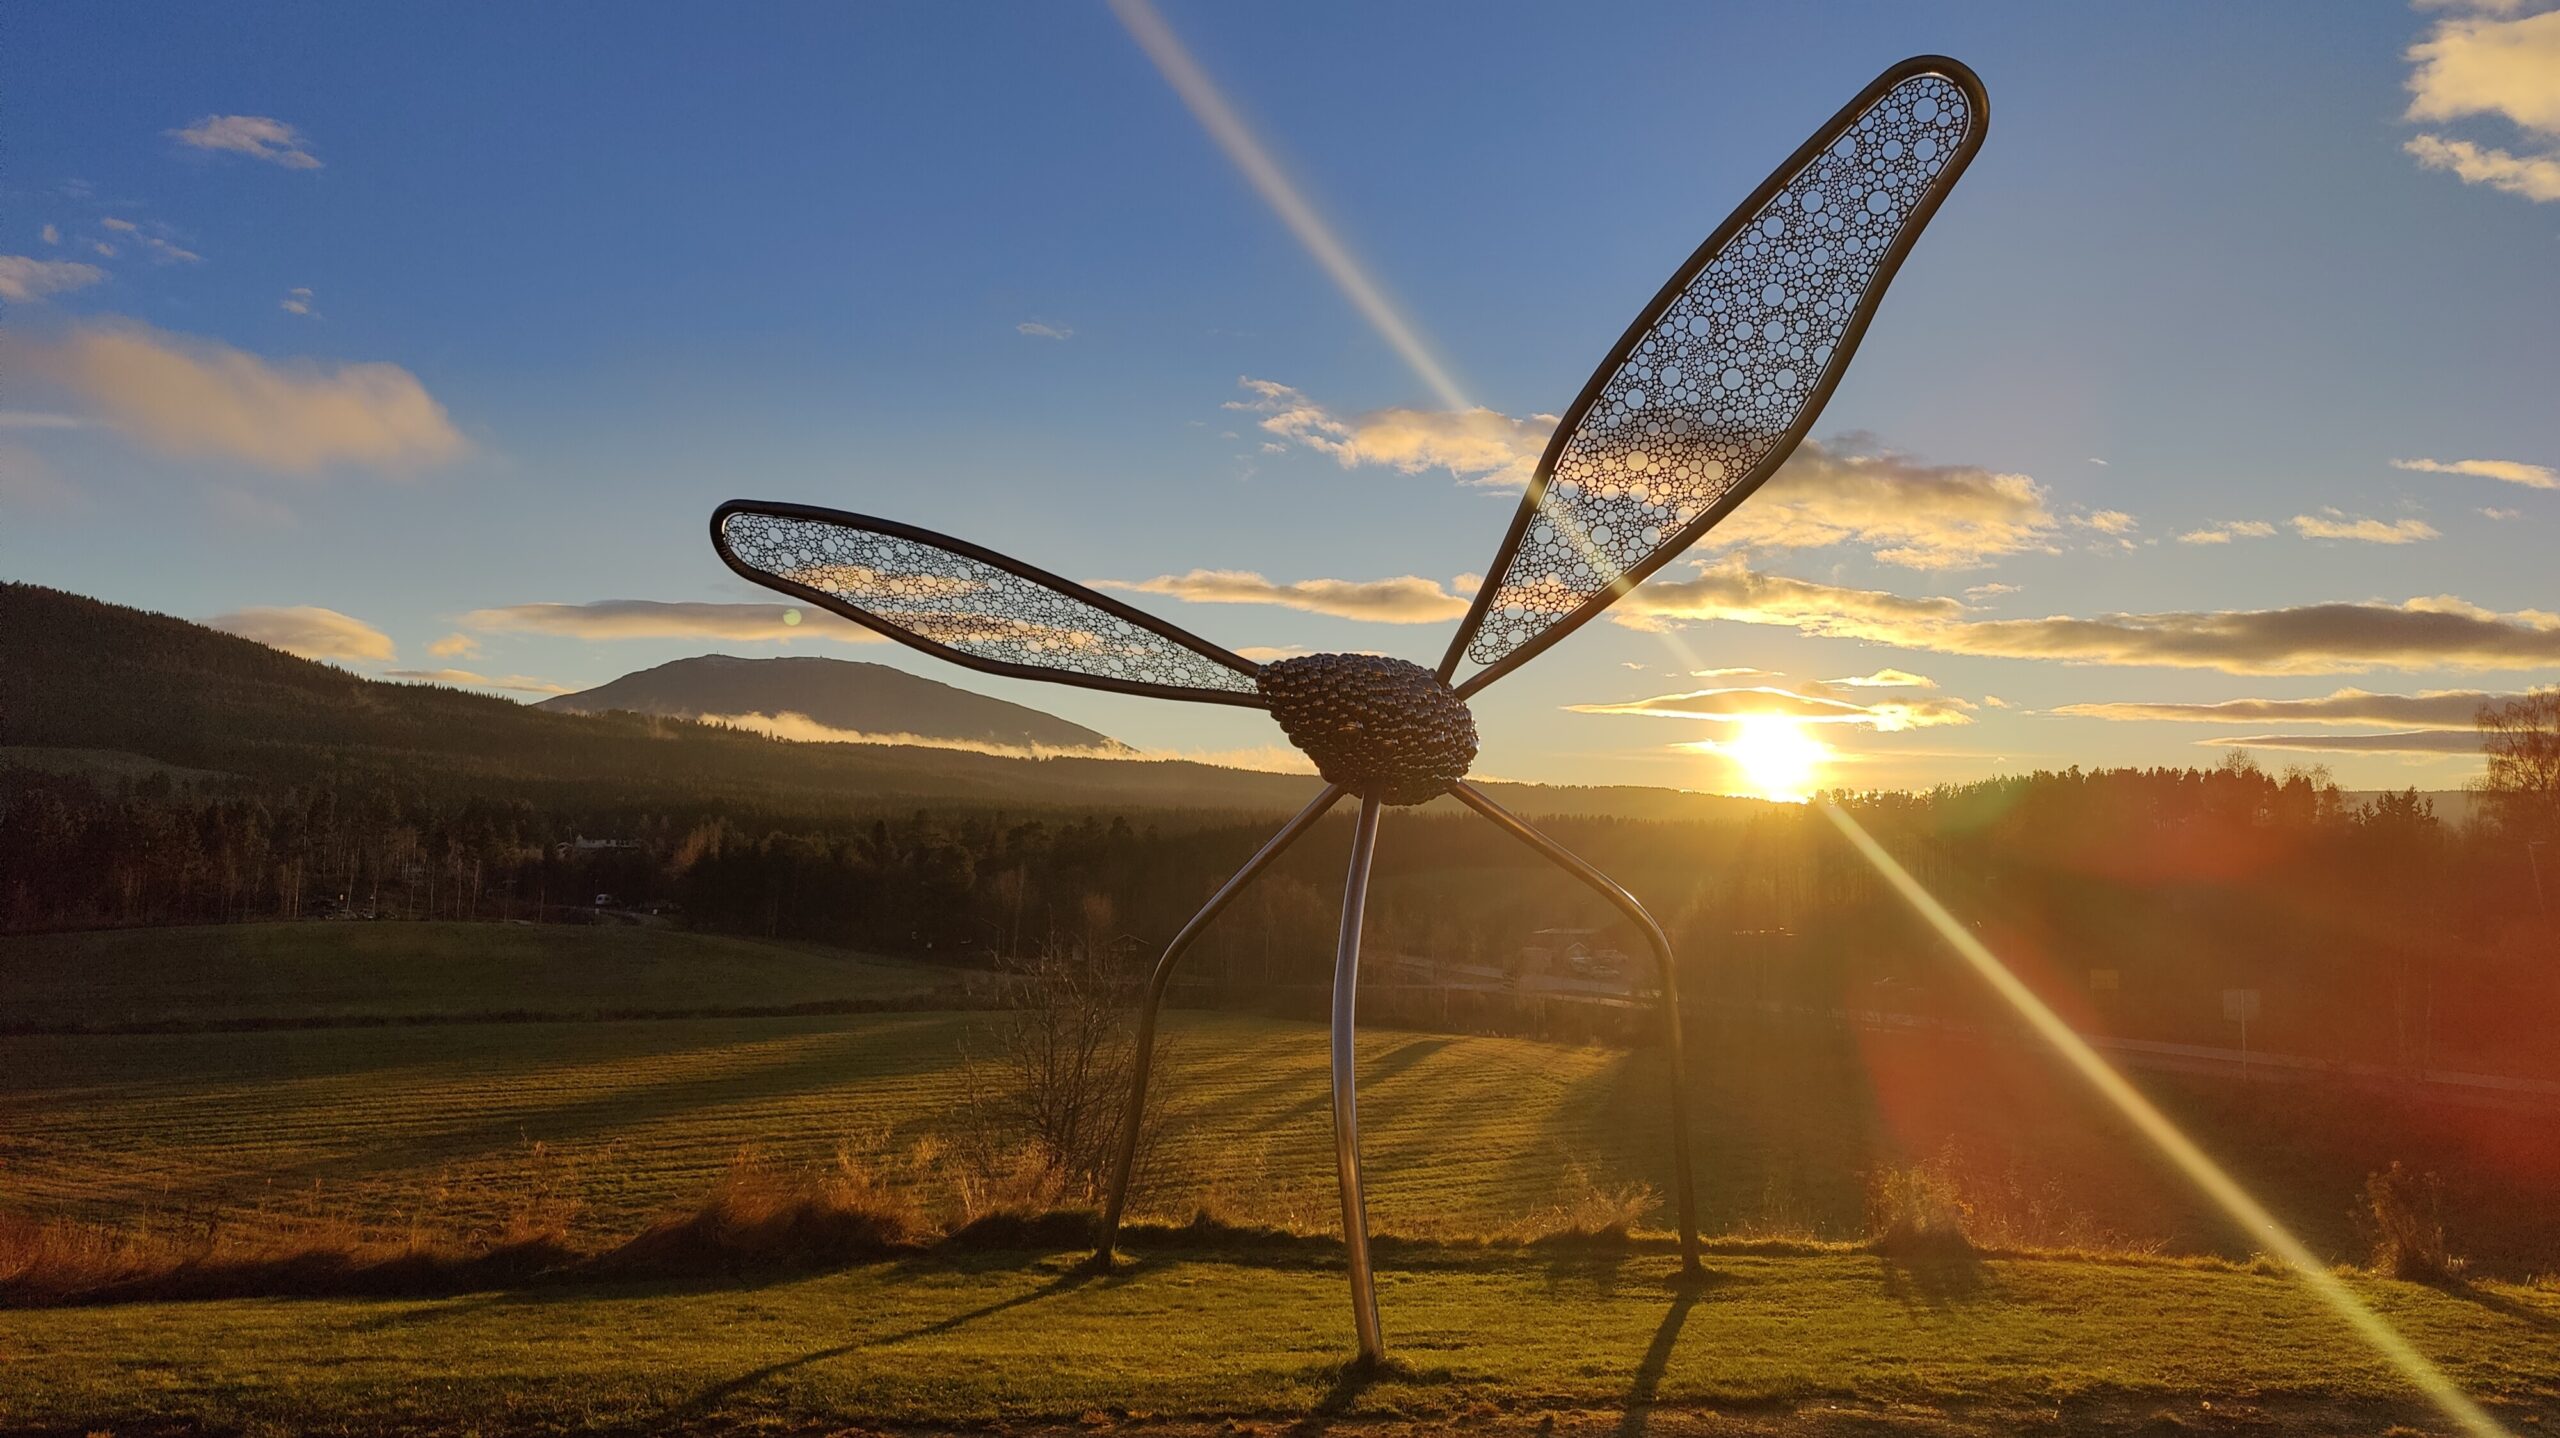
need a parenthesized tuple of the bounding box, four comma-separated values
(1260, 655, 1477, 805)
(710, 56, 1988, 1364)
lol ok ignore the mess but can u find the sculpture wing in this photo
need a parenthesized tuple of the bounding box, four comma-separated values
(711, 500, 1268, 707)
(1442, 56, 1988, 695)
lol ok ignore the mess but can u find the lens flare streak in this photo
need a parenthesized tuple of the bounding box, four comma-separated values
(1820, 802, 2512, 1438)
(1109, 0, 1470, 413)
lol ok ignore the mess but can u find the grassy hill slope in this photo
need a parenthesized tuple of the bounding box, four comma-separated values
(0, 582, 1751, 821)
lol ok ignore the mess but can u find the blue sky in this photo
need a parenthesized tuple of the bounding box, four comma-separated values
(5, 1, 2556, 794)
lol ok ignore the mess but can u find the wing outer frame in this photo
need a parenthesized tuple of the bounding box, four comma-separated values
(710, 498, 1271, 708)
(1440, 55, 1990, 699)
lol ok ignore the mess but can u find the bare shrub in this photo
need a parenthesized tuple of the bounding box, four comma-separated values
(2359, 1161, 2462, 1282)
(955, 940, 1178, 1204)
(1865, 1158, 1974, 1254)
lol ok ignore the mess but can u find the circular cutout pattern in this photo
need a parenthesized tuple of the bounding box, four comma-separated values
(1465, 72, 1972, 667)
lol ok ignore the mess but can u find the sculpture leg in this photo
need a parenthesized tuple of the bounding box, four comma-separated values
(1096, 783, 1348, 1265)
(1449, 781, 1702, 1275)
(1331, 793, 1388, 1363)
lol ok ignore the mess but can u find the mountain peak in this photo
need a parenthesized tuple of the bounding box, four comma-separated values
(538, 654, 1127, 753)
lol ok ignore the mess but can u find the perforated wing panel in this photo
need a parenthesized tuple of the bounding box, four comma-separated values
(1453, 60, 1986, 683)
(713, 502, 1265, 705)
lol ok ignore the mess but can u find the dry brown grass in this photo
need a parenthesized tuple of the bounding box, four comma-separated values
(607, 1146, 932, 1272)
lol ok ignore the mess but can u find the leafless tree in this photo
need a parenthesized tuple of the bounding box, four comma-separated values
(956, 930, 1177, 1202)
(2477, 690, 2560, 841)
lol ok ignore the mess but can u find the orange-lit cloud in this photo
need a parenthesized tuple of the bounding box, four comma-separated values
(427, 632, 480, 659)
(21, 321, 465, 473)
(1830, 668, 1937, 689)
(384, 668, 572, 696)
(1100, 567, 1471, 623)
(1571, 682, 1977, 731)
(2202, 731, 2483, 755)
(1617, 556, 2560, 674)
(1708, 439, 2063, 569)
(1230, 378, 1551, 488)
(2177, 519, 2277, 545)
(2403, 6, 2560, 201)
(2055, 687, 2521, 727)
(0, 256, 107, 302)
(697, 709, 1315, 774)
(207, 605, 394, 662)
(460, 600, 878, 643)
(169, 114, 321, 169)
(2393, 455, 2557, 489)
(2290, 509, 2439, 544)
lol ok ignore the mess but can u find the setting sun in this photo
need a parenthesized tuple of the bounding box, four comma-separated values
(1717, 715, 1831, 802)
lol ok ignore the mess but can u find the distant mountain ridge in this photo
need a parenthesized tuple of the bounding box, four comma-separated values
(0, 582, 1758, 822)
(539, 655, 1127, 754)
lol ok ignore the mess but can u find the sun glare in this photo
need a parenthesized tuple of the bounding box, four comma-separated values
(1719, 715, 1829, 802)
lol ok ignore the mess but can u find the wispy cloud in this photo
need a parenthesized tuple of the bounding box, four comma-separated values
(2054, 687, 2517, 726)
(1615, 555, 2560, 674)
(1236, 378, 2062, 572)
(1099, 568, 1470, 623)
(281, 286, 315, 316)
(2177, 519, 2278, 545)
(0, 444, 80, 513)
(385, 668, 572, 696)
(1016, 321, 1074, 340)
(2393, 455, 2557, 489)
(0, 255, 107, 302)
(698, 710, 1126, 759)
(206, 605, 393, 662)
(2290, 510, 2439, 544)
(1230, 378, 1552, 489)
(169, 114, 321, 169)
(39, 224, 60, 245)
(461, 600, 879, 643)
(427, 632, 480, 659)
(2203, 731, 2483, 755)
(1709, 439, 2063, 570)
(140, 235, 202, 264)
(1831, 668, 1937, 689)
(1571, 682, 1977, 731)
(19, 321, 465, 473)
(2402, 6, 2560, 200)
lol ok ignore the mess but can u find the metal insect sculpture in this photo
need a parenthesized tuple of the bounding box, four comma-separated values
(711, 56, 1987, 1363)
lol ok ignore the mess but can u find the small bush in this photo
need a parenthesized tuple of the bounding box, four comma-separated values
(2358, 1161, 2462, 1282)
(1864, 1160, 1974, 1255)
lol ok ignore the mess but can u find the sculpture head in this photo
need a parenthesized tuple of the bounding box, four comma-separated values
(1259, 653, 1476, 805)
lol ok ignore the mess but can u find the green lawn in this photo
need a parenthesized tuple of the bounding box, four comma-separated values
(0, 1008, 1692, 1236)
(0, 921, 948, 1028)
(3, 1247, 2554, 1435)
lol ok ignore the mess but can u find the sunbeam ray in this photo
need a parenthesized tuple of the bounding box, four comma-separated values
(1820, 801, 2514, 1438)
(1109, 0, 1471, 412)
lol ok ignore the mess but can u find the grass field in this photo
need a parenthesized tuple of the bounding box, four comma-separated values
(7, 927, 2557, 1273)
(0, 922, 949, 1028)
(6, 921, 2560, 1435)
(3, 1246, 2555, 1435)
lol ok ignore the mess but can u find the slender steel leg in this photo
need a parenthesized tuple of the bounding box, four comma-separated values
(1331, 794, 1388, 1362)
(1095, 783, 1349, 1264)
(1449, 781, 1703, 1274)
